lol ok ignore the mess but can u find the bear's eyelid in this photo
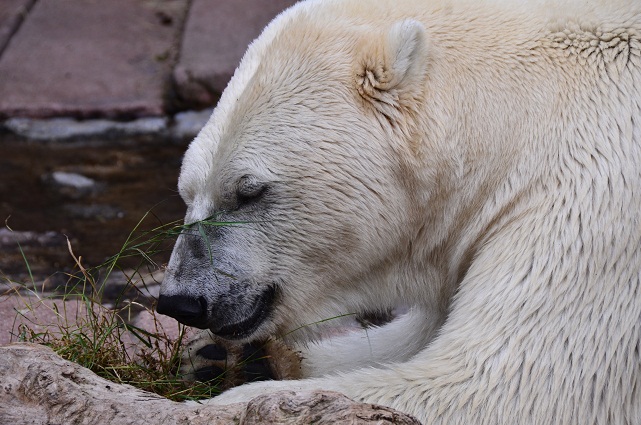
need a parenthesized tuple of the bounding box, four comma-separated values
(236, 175, 268, 204)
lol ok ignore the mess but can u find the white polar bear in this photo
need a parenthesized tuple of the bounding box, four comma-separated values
(157, 0, 641, 423)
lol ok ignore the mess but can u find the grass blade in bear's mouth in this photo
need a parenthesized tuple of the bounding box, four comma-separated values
(213, 286, 275, 339)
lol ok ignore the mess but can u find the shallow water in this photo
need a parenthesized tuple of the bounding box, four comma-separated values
(0, 134, 187, 284)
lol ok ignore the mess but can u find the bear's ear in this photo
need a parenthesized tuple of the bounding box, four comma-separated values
(356, 20, 428, 118)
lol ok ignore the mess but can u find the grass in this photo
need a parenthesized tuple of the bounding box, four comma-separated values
(3, 211, 358, 402)
(4, 212, 229, 402)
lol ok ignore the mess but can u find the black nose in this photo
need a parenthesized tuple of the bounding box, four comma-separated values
(156, 294, 209, 328)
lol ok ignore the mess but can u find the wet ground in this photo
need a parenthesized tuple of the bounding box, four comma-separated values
(0, 133, 187, 286)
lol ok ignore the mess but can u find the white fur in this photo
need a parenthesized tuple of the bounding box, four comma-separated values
(170, 0, 641, 423)
(296, 306, 441, 377)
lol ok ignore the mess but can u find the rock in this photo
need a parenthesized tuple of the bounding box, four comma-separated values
(0, 229, 72, 289)
(0, 343, 243, 424)
(132, 308, 184, 344)
(242, 390, 422, 424)
(171, 108, 213, 140)
(0, 228, 66, 248)
(62, 203, 125, 220)
(3, 116, 168, 141)
(173, 0, 298, 107)
(99, 268, 165, 307)
(46, 171, 96, 189)
(0, 292, 179, 356)
(41, 171, 101, 199)
(0, 344, 421, 424)
(0, 295, 86, 346)
(1, 111, 210, 142)
(0, 0, 188, 119)
(0, 0, 35, 55)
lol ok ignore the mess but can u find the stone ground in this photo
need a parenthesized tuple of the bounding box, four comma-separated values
(0, 0, 297, 346)
(0, 0, 298, 118)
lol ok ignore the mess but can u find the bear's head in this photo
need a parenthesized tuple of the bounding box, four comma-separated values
(158, 7, 442, 343)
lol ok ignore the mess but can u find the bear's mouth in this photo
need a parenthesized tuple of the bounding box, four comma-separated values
(211, 286, 275, 340)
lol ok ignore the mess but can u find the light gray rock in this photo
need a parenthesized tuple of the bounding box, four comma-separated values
(62, 203, 125, 220)
(0, 343, 242, 424)
(3, 116, 168, 141)
(171, 108, 213, 140)
(48, 171, 95, 189)
(0, 344, 421, 424)
(41, 171, 101, 199)
(0, 228, 66, 248)
(242, 390, 421, 424)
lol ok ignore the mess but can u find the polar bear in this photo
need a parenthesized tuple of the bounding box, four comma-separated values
(157, 0, 641, 422)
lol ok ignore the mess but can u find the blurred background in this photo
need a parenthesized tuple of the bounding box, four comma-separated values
(0, 0, 298, 289)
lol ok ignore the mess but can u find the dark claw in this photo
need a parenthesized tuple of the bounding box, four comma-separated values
(196, 344, 228, 361)
(194, 365, 225, 382)
(190, 341, 276, 386)
(242, 343, 267, 360)
(242, 343, 274, 382)
(243, 360, 273, 382)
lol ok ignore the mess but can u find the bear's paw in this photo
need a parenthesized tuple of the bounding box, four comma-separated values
(179, 330, 302, 390)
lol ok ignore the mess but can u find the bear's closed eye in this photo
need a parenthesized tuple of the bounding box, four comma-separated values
(236, 175, 268, 206)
